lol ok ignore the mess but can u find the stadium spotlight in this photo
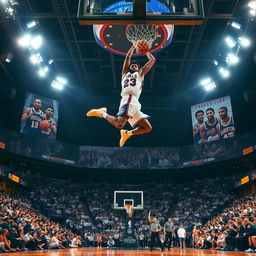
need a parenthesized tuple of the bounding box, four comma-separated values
(10, 0, 18, 6)
(226, 53, 239, 65)
(48, 59, 54, 65)
(225, 36, 236, 48)
(31, 35, 43, 49)
(231, 21, 241, 30)
(30, 53, 43, 64)
(5, 7, 14, 16)
(51, 80, 63, 90)
(249, 9, 256, 16)
(56, 76, 67, 85)
(248, 1, 256, 9)
(219, 67, 230, 78)
(0, 0, 8, 4)
(200, 78, 211, 86)
(213, 60, 218, 66)
(18, 34, 31, 47)
(26, 21, 37, 29)
(38, 66, 49, 77)
(204, 82, 216, 91)
(238, 37, 250, 47)
(5, 53, 13, 63)
(200, 78, 216, 91)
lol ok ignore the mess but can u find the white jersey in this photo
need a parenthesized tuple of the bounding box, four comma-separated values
(121, 71, 143, 99)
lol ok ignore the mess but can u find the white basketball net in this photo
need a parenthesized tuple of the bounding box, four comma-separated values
(126, 24, 159, 49)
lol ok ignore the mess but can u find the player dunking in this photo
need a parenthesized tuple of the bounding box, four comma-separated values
(86, 45, 155, 147)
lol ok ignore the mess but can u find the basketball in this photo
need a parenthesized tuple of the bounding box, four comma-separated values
(135, 40, 151, 54)
(40, 120, 50, 130)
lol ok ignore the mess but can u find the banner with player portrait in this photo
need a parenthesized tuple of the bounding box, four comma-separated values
(191, 96, 236, 145)
(20, 92, 59, 139)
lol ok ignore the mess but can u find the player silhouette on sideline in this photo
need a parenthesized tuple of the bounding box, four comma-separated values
(86, 45, 155, 147)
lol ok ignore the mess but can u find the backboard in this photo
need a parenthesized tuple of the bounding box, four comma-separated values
(114, 191, 143, 210)
(78, 0, 204, 25)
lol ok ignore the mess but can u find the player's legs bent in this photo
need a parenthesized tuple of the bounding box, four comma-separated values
(120, 119, 152, 147)
(129, 119, 152, 135)
(86, 107, 128, 129)
(105, 115, 128, 129)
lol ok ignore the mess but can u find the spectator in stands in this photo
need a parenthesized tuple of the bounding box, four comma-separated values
(0, 229, 15, 252)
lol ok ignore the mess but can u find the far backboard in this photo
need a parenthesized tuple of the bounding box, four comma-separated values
(78, 0, 204, 25)
(114, 191, 144, 210)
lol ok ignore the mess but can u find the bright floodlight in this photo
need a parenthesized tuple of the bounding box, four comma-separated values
(238, 37, 250, 47)
(18, 34, 31, 47)
(51, 80, 63, 90)
(225, 37, 236, 48)
(213, 60, 218, 66)
(200, 78, 216, 91)
(26, 21, 37, 29)
(48, 59, 54, 64)
(30, 53, 43, 64)
(6, 7, 14, 14)
(248, 1, 256, 9)
(200, 78, 211, 86)
(250, 9, 256, 16)
(0, 0, 8, 4)
(219, 67, 230, 78)
(56, 76, 67, 85)
(31, 36, 43, 49)
(5, 53, 13, 63)
(38, 66, 49, 77)
(226, 53, 239, 65)
(231, 22, 241, 30)
(205, 82, 216, 91)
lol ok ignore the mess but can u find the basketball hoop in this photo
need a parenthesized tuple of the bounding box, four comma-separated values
(126, 24, 159, 54)
(125, 204, 133, 218)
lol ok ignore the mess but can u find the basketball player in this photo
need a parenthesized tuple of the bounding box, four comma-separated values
(192, 110, 204, 144)
(164, 218, 174, 251)
(216, 106, 235, 139)
(148, 211, 164, 252)
(40, 107, 57, 138)
(86, 45, 155, 147)
(200, 108, 219, 143)
(21, 99, 44, 136)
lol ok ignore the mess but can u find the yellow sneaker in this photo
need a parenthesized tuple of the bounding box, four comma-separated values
(119, 129, 131, 147)
(86, 107, 107, 118)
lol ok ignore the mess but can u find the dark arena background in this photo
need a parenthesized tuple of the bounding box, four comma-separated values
(0, 0, 256, 255)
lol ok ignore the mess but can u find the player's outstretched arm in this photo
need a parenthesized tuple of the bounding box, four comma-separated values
(141, 52, 156, 76)
(148, 211, 152, 223)
(122, 45, 136, 78)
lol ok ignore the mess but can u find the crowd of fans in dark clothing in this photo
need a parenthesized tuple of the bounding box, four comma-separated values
(79, 148, 180, 169)
(0, 192, 82, 253)
(0, 170, 255, 253)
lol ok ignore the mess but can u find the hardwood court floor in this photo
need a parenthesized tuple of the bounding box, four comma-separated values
(2, 248, 255, 256)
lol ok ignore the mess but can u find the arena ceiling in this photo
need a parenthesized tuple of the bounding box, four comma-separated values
(0, 0, 256, 147)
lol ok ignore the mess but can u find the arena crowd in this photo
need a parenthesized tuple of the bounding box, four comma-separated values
(0, 170, 255, 253)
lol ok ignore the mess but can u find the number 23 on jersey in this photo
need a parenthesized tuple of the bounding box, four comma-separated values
(123, 78, 136, 88)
